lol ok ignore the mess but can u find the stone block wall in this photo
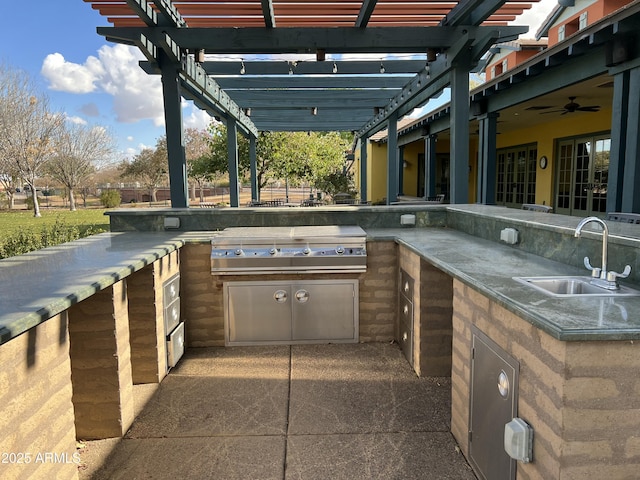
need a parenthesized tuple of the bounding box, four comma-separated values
(128, 250, 180, 383)
(418, 259, 453, 376)
(180, 241, 397, 346)
(451, 279, 640, 479)
(68, 281, 134, 440)
(359, 241, 397, 342)
(398, 246, 453, 377)
(0, 313, 78, 480)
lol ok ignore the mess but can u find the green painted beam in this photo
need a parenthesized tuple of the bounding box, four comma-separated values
(201, 60, 427, 75)
(97, 26, 527, 54)
(355, 0, 379, 28)
(215, 76, 411, 90)
(261, 0, 275, 28)
(227, 90, 397, 108)
(150, 0, 186, 27)
(442, 0, 507, 27)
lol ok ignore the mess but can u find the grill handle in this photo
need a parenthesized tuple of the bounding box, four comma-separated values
(295, 289, 310, 303)
(273, 290, 288, 303)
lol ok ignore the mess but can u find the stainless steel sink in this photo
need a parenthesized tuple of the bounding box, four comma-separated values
(513, 276, 640, 297)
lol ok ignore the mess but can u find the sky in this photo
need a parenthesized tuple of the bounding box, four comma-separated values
(0, 1, 557, 161)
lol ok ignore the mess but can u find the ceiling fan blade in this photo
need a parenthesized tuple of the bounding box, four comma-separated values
(540, 109, 565, 114)
(577, 106, 600, 112)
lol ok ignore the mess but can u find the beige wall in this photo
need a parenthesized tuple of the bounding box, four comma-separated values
(451, 279, 640, 479)
(0, 313, 79, 480)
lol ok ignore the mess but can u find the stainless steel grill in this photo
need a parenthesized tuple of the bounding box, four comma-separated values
(211, 225, 367, 275)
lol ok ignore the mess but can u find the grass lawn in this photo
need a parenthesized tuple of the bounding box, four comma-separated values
(0, 208, 110, 237)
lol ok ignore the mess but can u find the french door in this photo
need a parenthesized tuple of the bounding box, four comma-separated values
(555, 135, 609, 216)
(496, 144, 537, 208)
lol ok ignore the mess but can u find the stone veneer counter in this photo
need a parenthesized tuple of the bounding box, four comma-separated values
(368, 227, 640, 341)
(0, 232, 186, 345)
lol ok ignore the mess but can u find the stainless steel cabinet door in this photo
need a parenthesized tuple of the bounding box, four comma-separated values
(226, 284, 292, 343)
(291, 281, 357, 341)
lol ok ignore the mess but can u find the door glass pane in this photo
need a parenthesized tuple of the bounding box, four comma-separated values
(496, 152, 505, 203)
(526, 147, 537, 204)
(557, 143, 573, 210)
(505, 152, 515, 204)
(514, 150, 526, 204)
(573, 140, 591, 212)
(592, 138, 609, 213)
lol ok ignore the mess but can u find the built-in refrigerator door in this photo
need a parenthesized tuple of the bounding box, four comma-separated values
(225, 283, 292, 345)
(291, 280, 358, 342)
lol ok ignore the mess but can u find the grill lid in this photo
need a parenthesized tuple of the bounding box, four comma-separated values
(211, 225, 367, 274)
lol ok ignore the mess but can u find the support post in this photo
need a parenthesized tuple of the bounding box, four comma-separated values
(386, 112, 399, 204)
(227, 118, 240, 207)
(249, 134, 258, 202)
(608, 70, 629, 213)
(622, 66, 640, 212)
(450, 65, 470, 204)
(160, 54, 189, 208)
(477, 112, 498, 204)
(424, 134, 437, 198)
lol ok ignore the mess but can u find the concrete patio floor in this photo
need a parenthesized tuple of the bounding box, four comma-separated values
(78, 343, 476, 479)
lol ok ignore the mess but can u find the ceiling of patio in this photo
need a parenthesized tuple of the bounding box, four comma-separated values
(86, 0, 536, 135)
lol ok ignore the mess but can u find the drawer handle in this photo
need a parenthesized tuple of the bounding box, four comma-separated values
(274, 290, 288, 303)
(403, 304, 409, 315)
(404, 282, 410, 293)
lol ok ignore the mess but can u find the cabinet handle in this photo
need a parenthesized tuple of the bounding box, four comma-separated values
(403, 304, 409, 315)
(295, 289, 310, 303)
(273, 290, 288, 303)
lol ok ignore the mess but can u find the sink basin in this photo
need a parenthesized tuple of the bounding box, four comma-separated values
(513, 276, 640, 297)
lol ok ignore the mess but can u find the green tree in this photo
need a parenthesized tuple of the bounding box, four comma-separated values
(47, 123, 116, 211)
(120, 138, 168, 203)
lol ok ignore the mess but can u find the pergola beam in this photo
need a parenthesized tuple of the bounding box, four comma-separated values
(355, 0, 379, 27)
(98, 26, 527, 54)
(201, 60, 427, 76)
(261, 0, 276, 28)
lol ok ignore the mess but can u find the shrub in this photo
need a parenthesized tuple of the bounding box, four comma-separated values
(0, 218, 107, 259)
(100, 189, 121, 208)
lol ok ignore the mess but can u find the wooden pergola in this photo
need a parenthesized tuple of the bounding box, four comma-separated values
(86, 0, 533, 206)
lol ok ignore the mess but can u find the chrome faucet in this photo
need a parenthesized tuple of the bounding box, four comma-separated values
(574, 216, 631, 290)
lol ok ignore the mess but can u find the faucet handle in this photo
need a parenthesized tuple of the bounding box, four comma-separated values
(606, 265, 632, 282)
(583, 256, 602, 278)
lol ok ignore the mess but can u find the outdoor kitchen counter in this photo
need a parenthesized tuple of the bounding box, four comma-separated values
(367, 227, 640, 342)
(2, 224, 639, 347)
(0, 231, 187, 346)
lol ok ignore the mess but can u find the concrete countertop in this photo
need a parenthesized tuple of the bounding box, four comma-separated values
(0, 232, 186, 345)
(368, 227, 640, 341)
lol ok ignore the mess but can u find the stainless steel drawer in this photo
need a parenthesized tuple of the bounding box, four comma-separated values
(400, 269, 414, 298)
(164, 297, 180, 333)
(163, 274, 180, 306)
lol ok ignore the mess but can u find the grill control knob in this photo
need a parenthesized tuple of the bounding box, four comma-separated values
(269, 248, 278, 255)
(336, 246, 345, 255)
(234, 248, 244, 256)
(302, 247, 311, 255)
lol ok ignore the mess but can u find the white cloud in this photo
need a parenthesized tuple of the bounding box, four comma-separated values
(509, 0, 558, 38)
(65, 115, 87, 125)
(127, 136, 134, 142)
(183, 104, 214, 131)
(41, 44, 164, 126)
(41, 52, 105, 93)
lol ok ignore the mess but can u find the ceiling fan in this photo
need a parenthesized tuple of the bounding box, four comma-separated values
(542, 96, 600, 114)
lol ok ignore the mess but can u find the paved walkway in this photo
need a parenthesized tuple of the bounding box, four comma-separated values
(79, 343, 476, 479)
